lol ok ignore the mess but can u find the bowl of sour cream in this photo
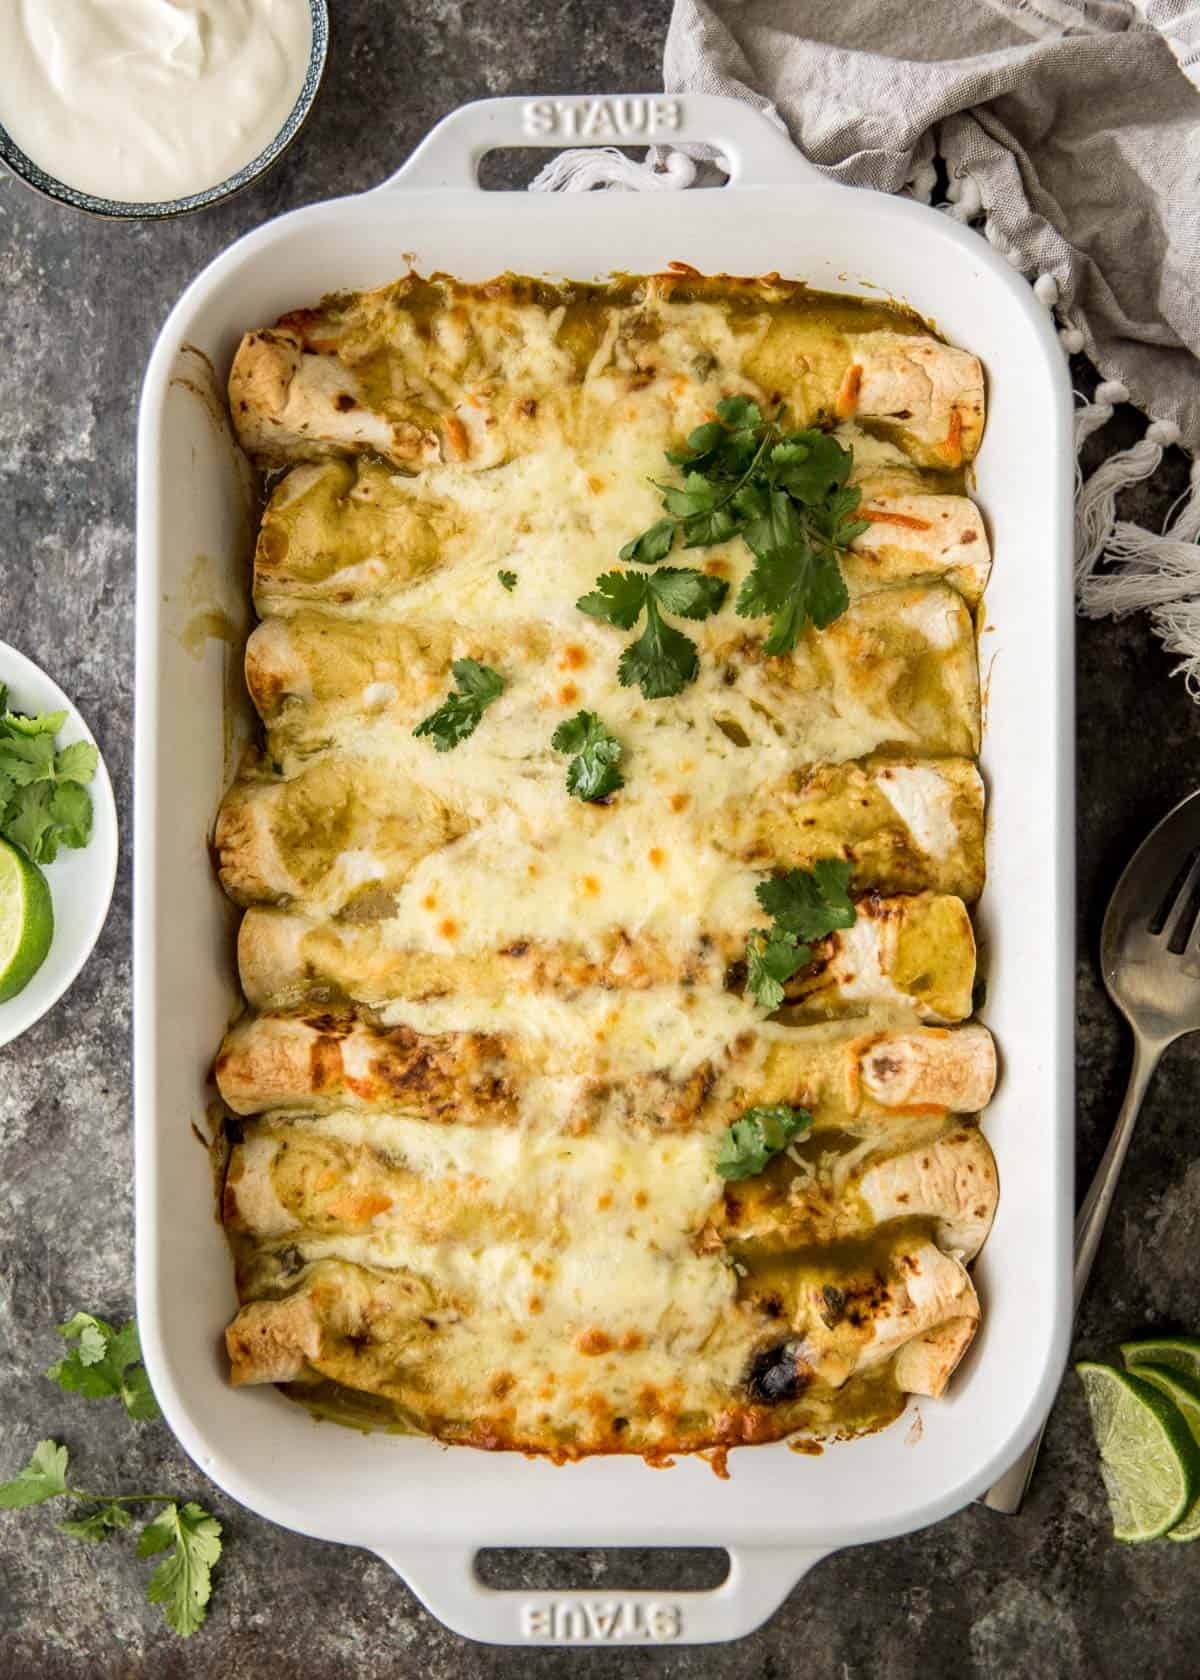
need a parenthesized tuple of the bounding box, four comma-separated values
(0, 0, 328, 218)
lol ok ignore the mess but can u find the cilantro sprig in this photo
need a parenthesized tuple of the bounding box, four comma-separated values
(717, 1104, 814, 1180)
(576, 566, 728, 700)
(0, 683, 97, 864)
(552, 710, 625, 802)
(497, 569, 517, 592)
(745, 858, 857, 1010)
(413, 659, 504, 751)
(620, 397, 868, 655)
(46, 1312, 159, 1421)
(0, 1314, 222, 1638)
(0, 1444, 221, 1639)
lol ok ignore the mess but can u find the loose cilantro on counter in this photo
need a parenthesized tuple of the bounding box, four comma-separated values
(576, 566, 728, 700)
(552, 710, 625, 802)
(138, 1502, 224, 1637)
(413, 659, 504, 751)
(620, 397, 868, 655)
(0, 1315, 222, 1638)
(46, 1312, 159, 1421)
(745, 858, 857, 1010)
(717, 1104, 814, 1180)
(0, 684, 97, 864)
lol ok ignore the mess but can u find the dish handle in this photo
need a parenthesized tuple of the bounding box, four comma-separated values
(376, 93, 822, 194)
(374, 1541, 828, 1646)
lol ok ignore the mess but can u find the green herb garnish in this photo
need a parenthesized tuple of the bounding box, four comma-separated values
(576, 567, 728, 700)
(138, 1501, 224, 1637)
(0, 683, 97, 864)
(497, 569, 518, 592)
(621, 397, 868, 655)
(46, 1312, 160, 1421)
(717, 1104, 814, 1180)
(746, 927, 810, 1014)
(745, 858, 857, 1010)
(413, 659, 504, 751)
(552, 710, 625, 802)
(0, 1315, 222, 1638)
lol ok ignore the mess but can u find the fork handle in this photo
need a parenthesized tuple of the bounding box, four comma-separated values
(982, 1033, 1164, 1514)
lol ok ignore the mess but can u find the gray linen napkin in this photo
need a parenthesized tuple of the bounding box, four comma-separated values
(534, 1, 1200, 688)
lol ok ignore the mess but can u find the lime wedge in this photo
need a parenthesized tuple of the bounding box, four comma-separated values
(1122, 1336, 1200, 1389)
(1124, 1364, 1200, 1542)
(0, 837, 53, 1003)
(1076, 1360, 1200, 1542)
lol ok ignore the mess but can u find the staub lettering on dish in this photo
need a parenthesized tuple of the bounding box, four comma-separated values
(522, 97, 683, 139)
(520, 1600, 683, 1642)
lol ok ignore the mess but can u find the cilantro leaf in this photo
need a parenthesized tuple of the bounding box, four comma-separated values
(413, 659, 504, 752)
(121, 1364, 161, 1422)
(682, 506, 739, 548)
(756, 858, 856, 941)
(742, 486, 803, 560)
(59, 1501, 133, 1543)
(766, 429, 853, 502)
(138, 1501, 223, 1638)
(551, 711, 625, 802)
(15, 779, 93, 861)
(745, 860, 857, 1009)
(578, 569, 727, 700)
(54, 740, 98, 783)
(0, 696, 97, 865)
(619, 518, 677, 566)
(715, 395, 764, 432)
(46, 1313, 160, 1421)
(74, 1318, 108, 1365)
(734, 481, 854, 653)
(0, 1440, 70, 1508)
(717, 1105, 814, 1180)
(665, 419, 725, 467)
(647, 567, 728, 621)
(577, 570, 650, 631)
(745, 927, 805, 1011)
(618, 599, 700, 699)
(497, 570, 517, 592)
(4, 783, 60, 862)
(0, 731, 58, 785)
(3, 708, 65, 738)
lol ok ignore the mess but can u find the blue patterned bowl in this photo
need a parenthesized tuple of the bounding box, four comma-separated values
(0, 0, 329, 220)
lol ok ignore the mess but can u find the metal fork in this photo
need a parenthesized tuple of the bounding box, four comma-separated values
(984, 788, 1200, 1513)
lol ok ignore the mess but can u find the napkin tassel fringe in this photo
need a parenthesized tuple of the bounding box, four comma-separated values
(528, 148, 697, 192)
(1078, 456, 1200, 694)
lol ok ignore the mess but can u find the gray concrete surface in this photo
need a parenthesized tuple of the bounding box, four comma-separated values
(1, 2, 1198, 1673)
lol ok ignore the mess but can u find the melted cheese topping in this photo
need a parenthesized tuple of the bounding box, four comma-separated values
(219, 273, 994, 1457)
(378, 985, 770, 1081)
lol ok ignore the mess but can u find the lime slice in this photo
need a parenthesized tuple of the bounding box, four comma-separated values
(0, 837, 53, 1003)
(1122, 1336, 1200, 1389)
(1125, 1365, 1200, 1542)
(1076, 1360, 1200, 1542)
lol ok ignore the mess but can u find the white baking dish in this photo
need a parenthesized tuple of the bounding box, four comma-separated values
(134, 93, 1075, 1647)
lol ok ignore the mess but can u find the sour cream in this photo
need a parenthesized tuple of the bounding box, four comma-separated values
(0, 0, 313, 204)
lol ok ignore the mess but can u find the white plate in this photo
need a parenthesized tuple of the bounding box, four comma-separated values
(0, 641, 118, 1049)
